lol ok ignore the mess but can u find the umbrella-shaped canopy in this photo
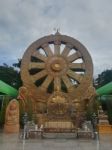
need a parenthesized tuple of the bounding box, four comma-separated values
(96, 82, 112, 96)
(0, 80, 18, 97)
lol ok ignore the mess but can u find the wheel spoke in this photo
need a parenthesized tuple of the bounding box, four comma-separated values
(69, 63, 85, 70)
(41, 75, 53, 90)
(54, 77, 61, 91)
(32, 51, 47, 62)
(29, 62, 45, 69)
(31, 70, 47, 82)
(54, 41, 61, 55)
(42, 44, 53, 57)
(61, 44, 73, 57)
(62, 75, 73, 89)
(67, 51, 81, 62)
(67, 69, 83, 83)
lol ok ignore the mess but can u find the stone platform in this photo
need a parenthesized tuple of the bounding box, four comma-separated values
(0, 132, 112, 150)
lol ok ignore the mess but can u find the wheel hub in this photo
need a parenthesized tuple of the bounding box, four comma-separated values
(46, 56, 68, 76)
(51, 63, 62, 71)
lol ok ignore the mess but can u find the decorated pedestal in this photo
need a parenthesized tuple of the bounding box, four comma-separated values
(97, 106, 112, 134)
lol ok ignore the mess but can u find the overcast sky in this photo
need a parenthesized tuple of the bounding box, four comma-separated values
(0, 0, 112, 77)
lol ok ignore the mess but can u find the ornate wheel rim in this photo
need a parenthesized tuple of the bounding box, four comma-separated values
(21, 32, 93, 94)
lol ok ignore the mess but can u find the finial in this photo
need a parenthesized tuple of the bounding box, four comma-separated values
(53, 28, 61, 35)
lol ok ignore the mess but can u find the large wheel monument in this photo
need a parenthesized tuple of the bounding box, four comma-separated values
(19, 31, 96, 130)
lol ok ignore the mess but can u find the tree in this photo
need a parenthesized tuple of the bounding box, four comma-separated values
(0, 96, 11, 127)
(0, 63, 22, 89)
(95, 69, 112, 88)
(13, 59, 21, 68)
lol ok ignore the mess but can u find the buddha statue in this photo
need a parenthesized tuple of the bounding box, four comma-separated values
(4, 99, 20, 133)
(47, 93, 69, 116)
(98, 105, 109, 124)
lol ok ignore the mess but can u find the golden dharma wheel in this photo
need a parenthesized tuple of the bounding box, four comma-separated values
(21, 32, 93, 98)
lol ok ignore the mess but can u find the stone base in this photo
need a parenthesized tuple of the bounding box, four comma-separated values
(43, 132, 77, 139)
(4, 124, 20, 133)
(77, 130, 93, 139)
(97, 124, 112, 134)
(44, 121, 76, 133)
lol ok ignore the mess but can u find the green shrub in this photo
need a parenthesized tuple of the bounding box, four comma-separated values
(0, 96, 11, 128)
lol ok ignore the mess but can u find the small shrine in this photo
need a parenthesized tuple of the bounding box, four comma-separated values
(97, 105, 112, 134)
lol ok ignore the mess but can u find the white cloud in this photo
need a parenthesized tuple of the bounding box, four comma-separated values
(0, 0, 112, 77)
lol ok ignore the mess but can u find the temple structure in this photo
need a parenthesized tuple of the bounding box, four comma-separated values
(5, 32, 96, 134)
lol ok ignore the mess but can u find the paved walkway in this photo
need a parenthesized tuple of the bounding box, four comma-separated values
(0, 133, 112, 150)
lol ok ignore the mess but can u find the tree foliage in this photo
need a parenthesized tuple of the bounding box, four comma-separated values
(13, 59, 21, 68)
(0, 96, 11, 127)
(0, 63, 22, 89)
(95, 69, 112, 88)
